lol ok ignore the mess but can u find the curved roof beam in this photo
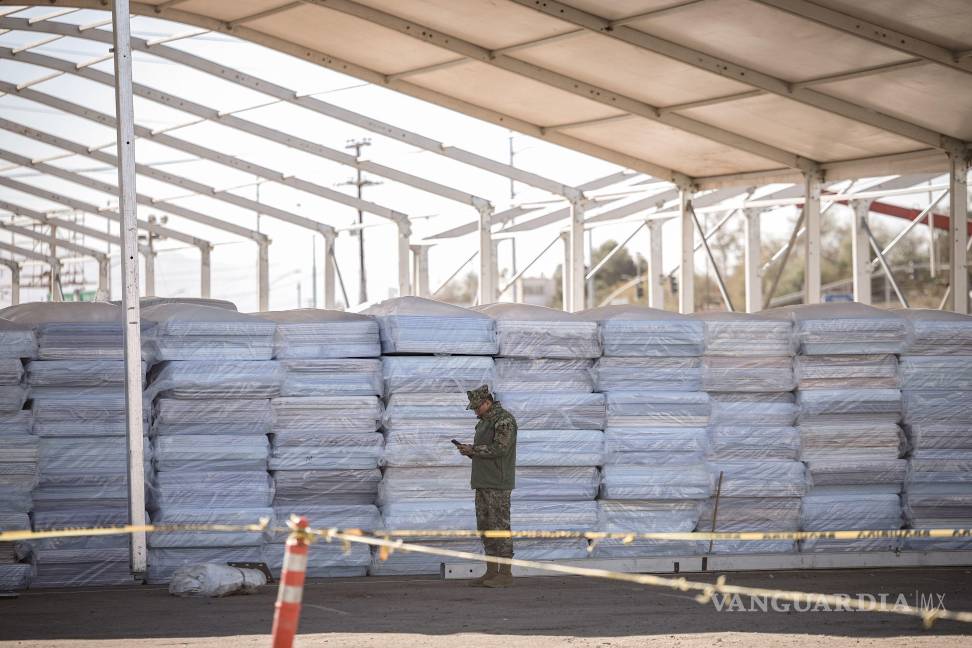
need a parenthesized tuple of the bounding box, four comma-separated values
(0, 197, 153, 256)
(309, 0, 818, 174)
(0, 172, 212, 250)
(509, 0, 968, 153)
(0, 10, 606, 196)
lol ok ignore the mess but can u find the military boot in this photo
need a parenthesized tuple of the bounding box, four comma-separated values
(483, 562, 513, 588)
(469, 562, 497, 587)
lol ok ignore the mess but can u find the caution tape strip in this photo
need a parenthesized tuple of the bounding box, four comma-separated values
(2, 523, 971, 544)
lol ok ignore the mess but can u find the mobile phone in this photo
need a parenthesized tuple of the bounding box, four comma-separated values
(451, 439, 462, 446)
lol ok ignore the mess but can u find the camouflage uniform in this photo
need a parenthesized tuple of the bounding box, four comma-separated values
(465, 385, 517, 559)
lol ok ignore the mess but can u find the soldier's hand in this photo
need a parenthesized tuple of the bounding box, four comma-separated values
(456, 443, 473, 457)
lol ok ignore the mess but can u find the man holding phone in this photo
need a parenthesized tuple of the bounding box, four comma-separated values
(454, 384, 518, 588)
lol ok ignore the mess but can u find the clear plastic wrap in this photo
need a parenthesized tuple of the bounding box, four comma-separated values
(595, 500, 706, 557)
(0, 385, 26, 411)
(0, 317, 37, 359)
(895, 308, 972, 355)
(605, 391, 710, 428)
(899, 356, 972, 391)
(707, 460, 808, 498)
(708, 392, 796, 426)
(378, 466, 601, 504)
(148, 507, 272, 548)
(280, 358, 383, 397)
(800, 493, 901, 553)
(795, 354, 899, 389)
(796, 388, 901, 423)
(142, 303, 276, 362)
(262, 309, 381, 359)
(799, 422, 905, 461)
(701, 496, 801, 554)
(269, 432, 383, 470)
(805, 458, 906, 490)
(595, 357, 700, 391)
(906, 423, 972, 451)
(0, 358, 23, 385)
(267, 504, 381, 540)
(475, 303, 600, 359)
(767, 303, 910, 355)
(31, 559, 134, 588)
(707, 426, 800, 461)
(902, 390, 972, 426)
(272, 396, 382, 433)
(496, 392, 605, 430)
(145, 360, 283, 400)
(599, 463, 712, 500)
(0, 410, 32, 436)
(577, 305, 703, 357)
(0, 563, 31, 590)
(495, 358, 594, 393)
(26, 359, 144, 386)
(381, 356, 494, 395)
(147, 546, 263, 585)
(381, 393, 475, 431)
(133, 297, 238, 311)
(152, 398, 272, 436)
(363, 297, 497, 355)
(701, 356, 795, 392)
(152, 471, 273, 510)
(31, 395, 138, 437)
(153, 435, 269, 472)
(603, 427, 707, 465)
(271, 468, 381, 506)
(696, 312, 796, 357)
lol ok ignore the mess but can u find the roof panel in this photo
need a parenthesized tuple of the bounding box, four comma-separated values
(562, 0, 697, 21)
(680, 94, 923, 162)
(629, 0, 913, 82)
(246, 3, 458, 75)
(814, 0, 972, 50)
(560, 116, 780, 177)
(816, 65, 972, 141)
(406, 60, 626, 127)
(510, 30, 755, 107)
(356, 0, 575, 50)
(173, 0, 296, 23)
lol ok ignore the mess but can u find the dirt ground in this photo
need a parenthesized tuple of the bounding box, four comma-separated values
(1, 568, 971, 647)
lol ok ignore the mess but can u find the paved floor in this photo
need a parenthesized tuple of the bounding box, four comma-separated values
(1, 568, 971, 647)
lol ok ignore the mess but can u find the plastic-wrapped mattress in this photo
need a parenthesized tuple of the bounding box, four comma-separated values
(496, 358, 594, 392)
(796, 354, 899, 389)
(577, 305, 703, 357)
(280, 358, 383, 397)
(605, 391, 709, 428)
(596, 357, 700, 391)
(142, 304, 275, 361)
(263, 309, 380, 359)
(696, 312, 796, 356)
(768, 303, 909, 355)
(497, 392, 605, 430)
(364, 297, 496, 355)
(475, 303, 600, 359)
(381, 356, 494, 394)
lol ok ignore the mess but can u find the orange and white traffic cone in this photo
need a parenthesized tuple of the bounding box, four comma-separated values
(271, 515, 311, 648)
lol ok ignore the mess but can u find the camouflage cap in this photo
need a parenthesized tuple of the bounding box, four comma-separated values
(465, 384, 493, 410)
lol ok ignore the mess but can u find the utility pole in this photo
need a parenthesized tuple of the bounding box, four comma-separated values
(341, 139, 381, 304)
(508, 131, 516, 201)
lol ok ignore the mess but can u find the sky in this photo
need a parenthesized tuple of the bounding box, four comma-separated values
(0, 5, 951, 311)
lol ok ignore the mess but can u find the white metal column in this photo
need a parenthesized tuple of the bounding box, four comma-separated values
(478, 205, 496, 305)
(743, 208, 763, 313)
(851, 199, 873, 305)
(200, 246, 212, 298)
(97, 258, 110, 300)
(803, 171, 823, 304)
(111, 0, 146, 577)
(559, 231, 570, 309)
(0, 260, 20, 305)
(258, 241, 269, 311)
(949, 152, 969, 314)
(143, 251, 156, 297)
(323, 233, 336, 309)
(646, 219, 664, 309)
(410, 244, 431, 298)
(397, 222, 412, 298)
(678, 187, 694, 314)
(568, 198, 585, 312)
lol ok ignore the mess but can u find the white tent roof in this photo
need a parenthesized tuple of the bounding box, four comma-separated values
(25, 0, 970, 189)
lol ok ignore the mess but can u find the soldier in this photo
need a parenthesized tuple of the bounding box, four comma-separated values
(454, 384, 518, 588)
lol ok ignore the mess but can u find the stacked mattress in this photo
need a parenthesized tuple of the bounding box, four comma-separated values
(364, 297, 497, 355)
(263, 309, 381, 359)
(699, 312, 803, 554)
(897, 309, 972, 551)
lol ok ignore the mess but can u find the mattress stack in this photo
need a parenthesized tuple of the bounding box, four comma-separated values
(774, 304, 909, 553)
(371, 298, 497, 574)
(142, 304, 278, 583)
(0, 318, 36, 590)
(582, 305, 709, 558)
(482, 303, 602, 562)
(265, 505, 380, 578)
(698, 312, 804, 554)
(264, 309, 381, 359)
(364, 297, 497, 355)
(2, 303, 151, 588)
(897, 309, 972, 551)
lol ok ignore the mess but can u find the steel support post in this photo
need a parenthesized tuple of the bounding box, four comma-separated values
(199, 246, 212, 298)
(97, 257, 110, 300)
(948, 152, 969, 314)
(803, 171, 823, 304)
(646, 219, 664, 309)
(9, 263, 19, 306)
(49, 258, 63, 302)
(568, 199, 585, 312)
(477, 205, 496, 305)
(322, 234, 336, 309)
(143, 251, 156, 297)
(851, 200, 873, 305)
(112, 0, 146, 577)
(560, 231, 570, 309)
(678, 186, 695, 314)
(258, 240, 269, 311)
(410, 244, 431, 298)
(397, 222, 412, 298)
(743, 208, 763, 312)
